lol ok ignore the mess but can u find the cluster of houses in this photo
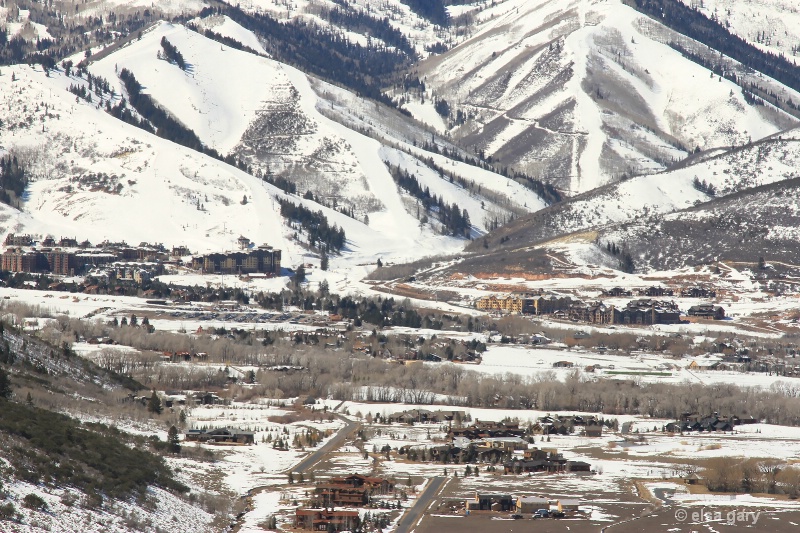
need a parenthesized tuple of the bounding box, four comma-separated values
(395, 417, 599, 470)
(602, 286, 716, 298)
(537, 414, 605, 437)
(467, 493, 583, 516)
(294, 482, 586, 529)
(383, 409, 466, 424)
(447, 419, 525, 440)
(160, 351, 210, 363)
(1, 234, 178, 276)
(664, 413, 758, 433)
(475, 287, 725, 325)
(351, 336, 483, 365)
(295, 474, 394, 530)
(1, 232, 283, 278)
(127, 390, 225, 409)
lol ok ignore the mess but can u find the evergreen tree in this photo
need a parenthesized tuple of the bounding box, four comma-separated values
(147, 390, 163, 415)
(294, 264, 306, 286)
(167, 425, 181, 453)
(0, 368, 11, 399)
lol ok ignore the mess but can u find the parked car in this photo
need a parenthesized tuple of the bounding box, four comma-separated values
(533, 509, 550, 519)
(551, 511, 565, 519)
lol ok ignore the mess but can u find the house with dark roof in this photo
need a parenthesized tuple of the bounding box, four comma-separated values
(614, 299, 681, 325)
(184, 427, 255, 444)
(584, 421, 603, 437)
(688, 304, 725, 320)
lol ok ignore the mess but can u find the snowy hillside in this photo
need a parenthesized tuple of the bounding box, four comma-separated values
(0, 21, 552, 273)
(441, 129, 800, 276)
(402, 0, 799, 194)
(231, 0, 457, 56)
(601, 175, 800, 271)
(466, 130, 800, 249)
(677, 0, 800, 59)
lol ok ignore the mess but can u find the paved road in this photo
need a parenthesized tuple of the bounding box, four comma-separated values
(292, 414, 361, 473)
(395, 477, 448, 533)
(231, 413, 361, 532)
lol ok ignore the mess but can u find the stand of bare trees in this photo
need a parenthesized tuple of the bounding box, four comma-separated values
(11, 301, 800, 426)
(703, 457, 800, 497)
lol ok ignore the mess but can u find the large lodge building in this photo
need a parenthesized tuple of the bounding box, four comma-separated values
(476, 293, 686, 325)
(190, 245, 281, 275)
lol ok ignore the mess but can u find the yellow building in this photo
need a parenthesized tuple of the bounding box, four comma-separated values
(476, 295, 524, 314)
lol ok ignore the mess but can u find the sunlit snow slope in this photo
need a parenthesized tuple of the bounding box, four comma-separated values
(407, 0, 799, 194)
(0, 21, 549, 271)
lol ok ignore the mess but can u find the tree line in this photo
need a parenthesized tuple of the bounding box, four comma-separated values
(184, 23, 262, 56)
(159, 37, 186, 70)
(0, 155, 28, 208)
(203, 4, 410, 109)
(119, 68, 206, 152)
(321, 6, 416, 58)
(631, 0, 800, 94)
(386, 163, 472, 238)
(414, 139, 563, 205)
(278, 198, 347, 253)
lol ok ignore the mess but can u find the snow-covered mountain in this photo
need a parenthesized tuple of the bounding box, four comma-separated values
(0, 19, 547, 272)
(2, 0, 800, 277)
(447, 127, 800, 276)
(677, 0, 800, 59)
(399, 0, 799, 194)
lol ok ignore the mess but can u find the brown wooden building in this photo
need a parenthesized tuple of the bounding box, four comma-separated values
(295, 509, 360, 531)
(192, 246, 281, 275)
